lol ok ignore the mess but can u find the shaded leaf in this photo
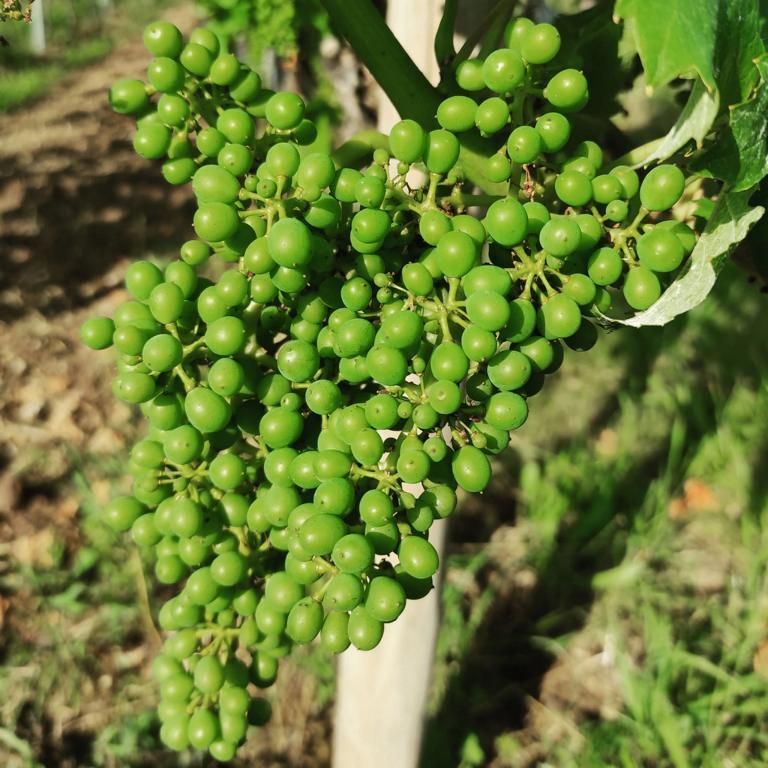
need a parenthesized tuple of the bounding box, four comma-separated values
(614, 0, 717, 90)
(694, 55, 768, 191)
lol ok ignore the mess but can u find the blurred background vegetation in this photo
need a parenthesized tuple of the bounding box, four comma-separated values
(0, 2, 767, 767)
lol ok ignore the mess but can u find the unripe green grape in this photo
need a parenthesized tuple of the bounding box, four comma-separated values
(623, 266, 662, 310)
(484, 198, 528, 246)
(209, 453, 245, 491)
(486, 154, 512, 183)
(573, 213, 602, 253)
(180, 239, 210, 267)
(466, 290, 511, 332)
(306, 379, 342, 415)
(398, 535, 439, 579)
(188, 709, 220, 750)
(485, 391, 528, 431)
(321, 612, 351, 654)
(365, 576, 407, 623)
(366, 345, 408, 385)
(232, 72, 265, 105)
(402, 262, 434, 295)
(609, 165, 640, 199)
(455, 58, 485, 91)
(193, 202, 240, 242)
(535, 112, 571, 153)
(412, 403, 439, 429)
(355, 175, 386, 208)
(556, 168, 593, 205)
(217, 143, 253, 176)
(143, 20, 183, 58)
(266, 91, 305, 130)
(287, 597, 323, 644)
(521, 22, 561, 64)
(563, 156, 597, 180)
(104, 496, 146, 532)
(435, 230, 478, 277)
(430, 342, 469, 382)
(538, 293, 582, 339)
(507, 125, 541, 164)
(142, 333, 182, 372)
(451, 214, 487, 246)
(461, 325, 497, 362)
(637, 228, 685, 272)
(424, 129, 460, 174)
(587, 246, 623, 285)
(427, 380, 462, 414)
(348, 606, 384, 650)
(113, 372, 156, 404)
(524, 201, 550, 234)
(196, 127, 226, 158)
(462, 264, 512, 296)
(297, 152, 336, 189)
(539, 216, 582, 257)
(205, 316, 246, 356)
(189, 27, 219, 56)
(210, 53, 240, 85)
(259, 407, 303, 449)
(640, 164, 685, 211)
(180, 42, 214, 77)
(109, 79, 148, 115)
(504, 16, 534, 49)
(419, 210, 453, 246)
(299, 513, 347, 556)
(487, 349, 532, 391)
(133, 123, 171, 160)
(192, 164, 240, 204)
(264, 572, 304, 613)
(331, 534, 375, 574)
(544, 68, 588, 111)
(351, 428, 385, 466)
(80, 317, 115, 350)
(605, 199, 629, 223)
(482, 48, 525, 93)
(211, 550, 246, 586)
(436, 94, 477, 132)
(147, 57, 185, 93)
(474, 97, 509, 135)
(163, 424, 203, 464)
(562, 273, 597, 306)
(157, 93, 189, 127)
(591, 174, 623, 205)
(656, 219, 696, 253)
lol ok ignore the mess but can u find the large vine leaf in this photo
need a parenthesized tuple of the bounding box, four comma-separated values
(609, 188, 765, 328)
(694, 55, 768, 192)
(614, 0, 718, 90)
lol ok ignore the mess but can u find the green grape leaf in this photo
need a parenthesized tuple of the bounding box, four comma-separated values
(713, 0, 765, 106)
(694, 55, 768, 192)
(613, 187, 765, 328)
(614, 0, 718, 90)
(641, 78, 719, 166)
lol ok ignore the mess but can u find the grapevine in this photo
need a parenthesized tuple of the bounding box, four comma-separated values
(82, 16, 702, 759)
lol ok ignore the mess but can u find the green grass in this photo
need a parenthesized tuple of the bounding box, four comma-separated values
(424, 264, 768, 767)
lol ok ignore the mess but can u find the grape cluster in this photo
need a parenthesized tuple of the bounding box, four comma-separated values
(82, 17, 697, 758)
